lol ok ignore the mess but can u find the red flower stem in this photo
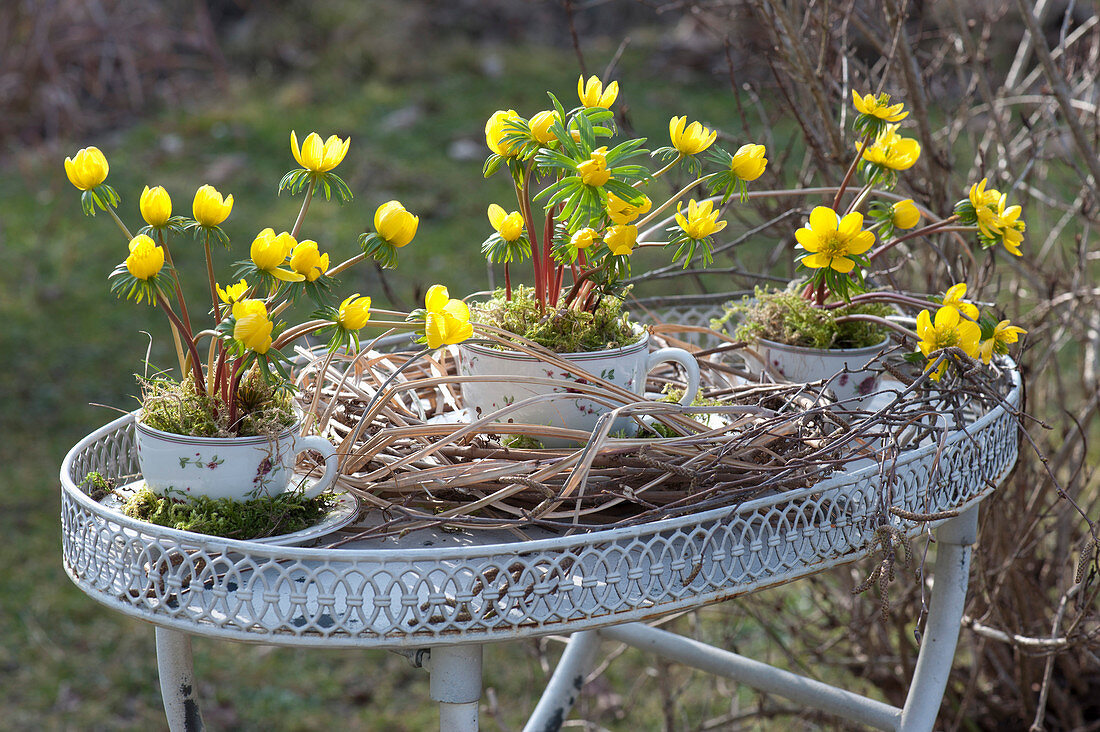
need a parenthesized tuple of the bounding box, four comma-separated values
(504, 263, 512, 301)
(227, 358, 245, 430)
(833, 130, 873, 211)
(514, 168, 543, 308)
(156, 295, 206, 395)
(544, 206, 559, 306)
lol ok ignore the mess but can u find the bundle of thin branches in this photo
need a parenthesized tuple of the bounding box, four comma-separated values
(293, 320, 1017, 540)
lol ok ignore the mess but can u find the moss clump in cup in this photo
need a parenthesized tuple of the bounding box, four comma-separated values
(138, 370, 295, 438)
(122, 486, 336, 539)
(473, 286, 638, 353)
(718, 287, 893, 350)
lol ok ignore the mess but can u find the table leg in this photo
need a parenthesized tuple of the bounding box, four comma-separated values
(523, 630, 602, 732)
(898, 505, 980, 732)
(428, 644, 483, 731)
(155, 627, 205, 732)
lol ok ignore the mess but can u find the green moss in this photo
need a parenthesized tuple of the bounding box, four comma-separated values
(720, 287, 892, 350)
(79, 471, 116, 501)
(472, 286, 639, 353)
(138, 371, 295, 438)
(501, 434, 545, 450)
(121, 486, 336, 540)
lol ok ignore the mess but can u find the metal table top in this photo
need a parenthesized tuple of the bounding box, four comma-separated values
(60, 369, 1020, 650)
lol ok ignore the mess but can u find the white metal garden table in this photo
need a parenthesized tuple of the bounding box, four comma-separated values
(60, 364, 1020, 731)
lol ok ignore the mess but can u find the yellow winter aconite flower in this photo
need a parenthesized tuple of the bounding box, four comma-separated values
(64, 146, 109, 190)
(992, 197, 1025, 256)
(795, 207, 875, 274)
(232, 299, 273, 354)
(937, 281, 981, 319)
(290, 131, 350, 174)
(337, 293, 372, 331)
(730, 143, 767, 181)
(528, 110, 559, 145)
(423, 285, 472, 349)
(916, 306, 982, 380)
(604, 224, 638, 256)
(860, 125, 920, 171)
(570, 228, 598, 250)
(605, 192, 651, 224)
(577, 75, 618, 108)
(290, 239, 329, 282)
(487, 203, 525, 242)
(941, 283, 979, 321)
(485, 109, 523, 156)
(979, 320, 1027, 364)
(374, 200, 419, 247)
(668, 116, 717, 155)
(675, 199, 727, 240)
(250, 228, 304, 282)
(863, 129, 920, 170)
(192, 184, 234, 227)
(968, 178, 1003, 236)
(217, 279, 250, 305)
(125, 235, 165, 281)
(852, 91, 908, 123)
(576, 147, 610, 187)
(139, 186, 172, 227)
(891, 199, 921, 229)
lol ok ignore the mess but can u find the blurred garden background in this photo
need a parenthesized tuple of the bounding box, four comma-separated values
(2, 0, 1098, 729)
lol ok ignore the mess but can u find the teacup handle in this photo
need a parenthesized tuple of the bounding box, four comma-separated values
(290, 435, 339, 498)
(646, 347, 701, 407)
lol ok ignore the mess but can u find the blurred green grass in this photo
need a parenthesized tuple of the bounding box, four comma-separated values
(1, 30, 814, 729)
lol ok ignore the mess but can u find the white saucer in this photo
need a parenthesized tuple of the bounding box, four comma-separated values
(99, 480, 360, 546)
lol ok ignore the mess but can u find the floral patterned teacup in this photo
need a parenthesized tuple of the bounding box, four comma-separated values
(134, 416, 338, 501)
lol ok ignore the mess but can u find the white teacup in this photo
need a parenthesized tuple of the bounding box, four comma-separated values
(135, 417, 338, 501)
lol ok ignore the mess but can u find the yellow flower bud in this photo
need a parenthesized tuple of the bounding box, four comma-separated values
(606, 192, 651, 225)
(125, 234, 165, 281)
(891, 199, 921, 229)
(289, 239, 329, 282)
(668, 116, 717, 155)
(485, 109, 523, 157)
(425, 284, 451, 314)
(374, 200, 419, 248)
(426, 310, 473, 349)
(337, 293, 372, 331)
(570, 228, 598, 250)
(576, 147, 610, 187)
(192, 184, 233, 227)
(232, 299, 273, 354)
(730, 144, 767, 181)
(487, 203, 525, 242)
(64, 146, 109, 191)
(290, 131, 350, 173)
(604, 224, 638, 256)
(528, 110, 559, 145)
(139, 185, 172, 227)
(250, 228, 304, 282)
(217, 279, 250, 305)
(423, 284, 471, 348)
(577, 75, 618, 108)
